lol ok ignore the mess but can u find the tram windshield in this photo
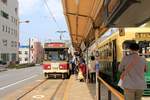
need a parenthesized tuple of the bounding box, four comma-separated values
(44, 48, 68, 61)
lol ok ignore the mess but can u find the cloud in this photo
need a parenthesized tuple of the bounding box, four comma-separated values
(18, 0, 41, 16)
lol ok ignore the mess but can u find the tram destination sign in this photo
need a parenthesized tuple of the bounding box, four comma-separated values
(44, 43, 66, 48)
(135, 33, 150, 39)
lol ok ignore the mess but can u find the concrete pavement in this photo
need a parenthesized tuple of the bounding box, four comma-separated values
(0, 66, 43, 98)
(64, 75, 96, 100)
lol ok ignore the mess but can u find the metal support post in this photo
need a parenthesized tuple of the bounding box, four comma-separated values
(98, 81, 101, 100)
(86, 48, 89, 83)
(108, 90, 111, 100)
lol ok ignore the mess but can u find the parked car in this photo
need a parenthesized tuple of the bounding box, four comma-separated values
(0, 61, 7, 71)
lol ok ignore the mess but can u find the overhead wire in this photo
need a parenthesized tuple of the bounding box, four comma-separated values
(43, 0, 61, 30)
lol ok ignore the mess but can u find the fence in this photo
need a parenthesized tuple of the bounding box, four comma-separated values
(97, 76, 124, 100)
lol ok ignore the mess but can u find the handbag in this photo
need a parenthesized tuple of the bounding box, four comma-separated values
(78, 70, 84, 80)
(118, 55, 139, 89)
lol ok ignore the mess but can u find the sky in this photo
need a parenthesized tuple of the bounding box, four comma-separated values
(18, 0, 70, 45)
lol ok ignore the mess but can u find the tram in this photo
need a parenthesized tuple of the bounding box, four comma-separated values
(97, 28, 150, 95)
(42, 41, 70, 79)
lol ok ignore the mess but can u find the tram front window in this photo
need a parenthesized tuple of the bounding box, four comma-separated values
(44, 49, 68, 61)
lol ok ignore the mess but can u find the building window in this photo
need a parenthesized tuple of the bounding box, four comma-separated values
(25, 51, 28, 55)
(15, 41, 17, 47)
(2, 40, 7, 46)
(1, 0, 7, 4)
(0, 10, 9, 19)
(11, 41, 14, 47)
(11, 28, 13, 34)
(5, 26, 7, 32)
(25, 58, 28, 61)
(2, 25, 5, 32)
(1, 53, 9, 62)
(19, 58, 22, 61)
(11, 53, 16, 61)
(15, 8, 18, 15)
(8, 27, 10, 33)
(19, 51, 22, 54)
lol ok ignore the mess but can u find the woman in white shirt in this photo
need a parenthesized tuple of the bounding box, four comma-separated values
(89, 56, 96, 83)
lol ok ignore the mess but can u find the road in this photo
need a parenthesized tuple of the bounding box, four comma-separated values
(0, 66, 43, 98)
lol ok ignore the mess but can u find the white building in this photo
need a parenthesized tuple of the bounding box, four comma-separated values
(0, 0, 19, 63)
(19, 45, 29, 64)
(19, 38, 43, 64)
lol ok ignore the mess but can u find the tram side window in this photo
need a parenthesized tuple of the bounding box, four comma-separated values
(108, 42, 112, 57)
(138, 41, 150, 58)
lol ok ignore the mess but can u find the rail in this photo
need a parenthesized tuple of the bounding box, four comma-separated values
(97, 76, 124, 100)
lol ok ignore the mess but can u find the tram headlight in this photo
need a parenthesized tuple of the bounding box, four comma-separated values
(47, 66, 51, 69)
(43, 64, 51, 70)
(59, 64, 68, 70)
(59, 65, 63, 69)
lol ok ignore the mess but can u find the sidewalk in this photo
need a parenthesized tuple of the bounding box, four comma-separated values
(65, 75, 96, 100)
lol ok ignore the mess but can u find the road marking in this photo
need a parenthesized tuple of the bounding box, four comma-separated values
(0, 75, 37, 90)
(36, 79, 44, 82)
(32, 95, 45, 99)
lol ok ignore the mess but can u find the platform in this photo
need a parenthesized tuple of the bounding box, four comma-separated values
(64, 75, 150, 100)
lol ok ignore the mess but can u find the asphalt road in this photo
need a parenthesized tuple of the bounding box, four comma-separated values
(0, 66, 43, 98)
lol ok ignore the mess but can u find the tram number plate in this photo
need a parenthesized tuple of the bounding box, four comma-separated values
(52, 67, 58, 70)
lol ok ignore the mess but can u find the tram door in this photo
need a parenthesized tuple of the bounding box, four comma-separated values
(112, 40, 117, 82)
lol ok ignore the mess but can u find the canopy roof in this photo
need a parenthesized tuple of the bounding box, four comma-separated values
(62, 0, 150, 49)
(62, 0, 105, 49)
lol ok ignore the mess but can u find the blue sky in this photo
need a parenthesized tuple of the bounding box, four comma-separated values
(19, 0, 70, 45)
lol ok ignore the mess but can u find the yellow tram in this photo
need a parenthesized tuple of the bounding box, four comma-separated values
(97, 28, 150, 95)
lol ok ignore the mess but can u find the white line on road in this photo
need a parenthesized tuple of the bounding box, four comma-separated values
(0, 75, 37, 90)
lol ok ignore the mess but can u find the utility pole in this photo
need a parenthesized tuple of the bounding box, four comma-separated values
(18, 20, 30, 64)
(56, 31, 66, 40)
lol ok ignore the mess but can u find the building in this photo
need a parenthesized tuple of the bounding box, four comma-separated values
(0, 0, 19, 63)
(19, 45, 29, 64)
(30, 38, 43, 64)
(19, 38, 43, 64)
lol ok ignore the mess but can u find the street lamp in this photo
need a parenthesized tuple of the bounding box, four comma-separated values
(19, 20, 30, 24)
(18, 20, 30, 64)
(56, 31, 67, 40)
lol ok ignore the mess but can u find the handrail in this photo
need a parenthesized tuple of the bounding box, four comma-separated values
(97, 76, 124, 100)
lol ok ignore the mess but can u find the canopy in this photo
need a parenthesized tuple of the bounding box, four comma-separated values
(62, 0, 105, 49)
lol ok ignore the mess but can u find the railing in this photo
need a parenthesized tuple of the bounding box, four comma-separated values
(97, 76, 124, 100)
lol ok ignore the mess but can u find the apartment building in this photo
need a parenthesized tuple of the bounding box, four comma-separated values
(0, 0, 19, 63)
(19, 45, 29, 64)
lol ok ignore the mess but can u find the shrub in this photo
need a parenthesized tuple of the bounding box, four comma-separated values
(8, 63, 35, 69)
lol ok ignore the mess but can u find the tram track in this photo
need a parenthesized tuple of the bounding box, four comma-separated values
(15, 77, 70, 100)
(16, 79, 48, 100)
(50, 79, 68, 100)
